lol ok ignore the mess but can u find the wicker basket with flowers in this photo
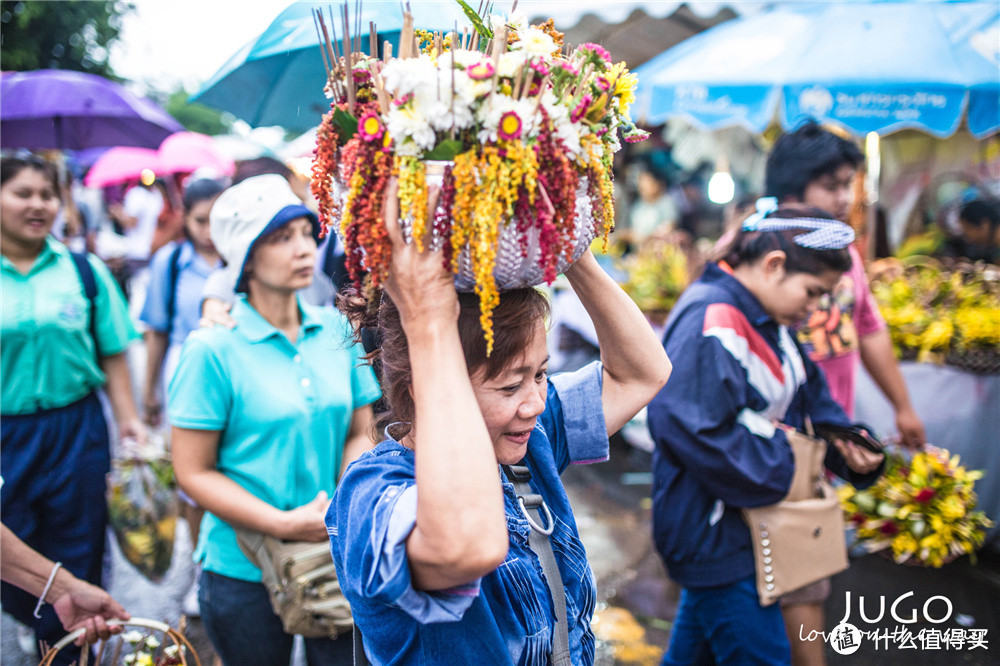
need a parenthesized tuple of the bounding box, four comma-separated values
(310, 2, 647, 351)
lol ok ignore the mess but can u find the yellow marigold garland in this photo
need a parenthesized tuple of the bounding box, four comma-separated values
(395, 156, 429, 252)
(582, 134, 615, 250)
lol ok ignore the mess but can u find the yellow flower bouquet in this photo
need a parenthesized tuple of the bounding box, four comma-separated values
(838, 447, 993, 567)
(869, 256, 1000, 374)
(618, 242, 690, 321)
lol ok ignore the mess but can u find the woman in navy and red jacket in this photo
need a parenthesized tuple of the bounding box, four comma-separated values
(648, 203, 885, 665)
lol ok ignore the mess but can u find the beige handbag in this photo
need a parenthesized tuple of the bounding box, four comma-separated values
(742, 425, 848, 606)
(235, 529, 353, 638)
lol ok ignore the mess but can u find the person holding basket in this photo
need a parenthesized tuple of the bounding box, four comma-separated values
(326, 177, 671, 665)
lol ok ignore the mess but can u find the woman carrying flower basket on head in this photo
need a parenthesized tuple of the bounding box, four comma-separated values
(327, 177, 671, 665)
(168, 175, 381, 665)
(647, 204, 887, 665)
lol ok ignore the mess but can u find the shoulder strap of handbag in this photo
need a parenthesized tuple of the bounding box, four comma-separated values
(352, 465, 572, 666)
(502, 463, 572, 666)
(69, 251, 99, 363)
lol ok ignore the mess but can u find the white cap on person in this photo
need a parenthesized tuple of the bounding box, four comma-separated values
(209, 174, 319, 293)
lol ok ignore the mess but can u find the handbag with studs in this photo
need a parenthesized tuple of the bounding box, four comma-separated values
(742, 423, 848, 606)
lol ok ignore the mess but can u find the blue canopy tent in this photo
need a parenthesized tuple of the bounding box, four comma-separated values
(633, 0, 1000, 138)
(192, 1, 465, 132)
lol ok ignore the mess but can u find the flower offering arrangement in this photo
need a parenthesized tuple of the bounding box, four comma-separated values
(869, 256, 1000, 374)
(618, 242, 690, 318)
(839, 447, 993, 568)
(310, 1, 647, 350)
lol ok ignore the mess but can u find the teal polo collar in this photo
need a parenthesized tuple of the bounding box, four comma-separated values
(1, 236, 63, 277)
(231, 295, 324, 344)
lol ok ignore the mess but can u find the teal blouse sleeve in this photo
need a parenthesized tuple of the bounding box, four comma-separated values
(168, 334, 233, 431)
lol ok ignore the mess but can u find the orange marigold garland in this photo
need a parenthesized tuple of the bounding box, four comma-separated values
(311, 104, 343, 237)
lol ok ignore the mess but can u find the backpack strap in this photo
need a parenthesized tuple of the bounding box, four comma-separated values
(165, 242, 184, 341)
(69, 251, 100, 361)
(502, 464, 572, 666)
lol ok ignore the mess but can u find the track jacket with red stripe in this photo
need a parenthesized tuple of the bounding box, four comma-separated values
(647, 263, 883, 589)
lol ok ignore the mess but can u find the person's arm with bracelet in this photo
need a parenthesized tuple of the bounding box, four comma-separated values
(564, 250, 672, 434)
(172, 428, 331, 542)
(198, 268, 237, 329)
(1, 525, 129, 645)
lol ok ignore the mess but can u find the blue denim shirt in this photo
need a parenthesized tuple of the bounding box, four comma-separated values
(328, 362, 608, 665)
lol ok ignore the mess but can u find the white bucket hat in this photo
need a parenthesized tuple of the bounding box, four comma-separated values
(209, 174, 319, 293)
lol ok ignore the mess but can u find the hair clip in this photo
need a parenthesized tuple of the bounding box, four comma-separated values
(742, 197, 779, 231)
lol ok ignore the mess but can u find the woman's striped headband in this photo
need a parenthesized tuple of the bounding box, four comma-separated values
(742, 197, 855, 250)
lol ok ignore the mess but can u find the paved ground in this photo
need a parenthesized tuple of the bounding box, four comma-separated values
(5, 436, 998, 665)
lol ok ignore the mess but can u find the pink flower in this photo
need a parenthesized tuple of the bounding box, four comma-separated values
(497, 111, 523, 140)
(570, 94, 592, 123)
(594, 76, 611, 92)
(552, 60, 579, 76)
(358, 112, 384, 142)
(578, 42, 611, 63)
(914, 488, 937, 504)
(529, 60, 550, 77)
(467, 61, 496, 81)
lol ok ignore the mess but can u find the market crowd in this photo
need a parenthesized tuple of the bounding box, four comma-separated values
(4, 121, 996, 666)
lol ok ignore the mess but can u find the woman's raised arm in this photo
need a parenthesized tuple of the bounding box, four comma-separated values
(564, 250, 672, 434)
(380, 180, 508, 591)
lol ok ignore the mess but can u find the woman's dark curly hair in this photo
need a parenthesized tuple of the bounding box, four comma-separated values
(339, 286, 550, 440)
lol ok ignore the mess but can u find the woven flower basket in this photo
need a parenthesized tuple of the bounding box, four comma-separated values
(38, 618, 201, 666)
(391, 161, 598, 292)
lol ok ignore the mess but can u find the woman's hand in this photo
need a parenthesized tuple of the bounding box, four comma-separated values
(381, 178, 454, 332)
(199, 297, 236, 329)
(118, 418, 148, 448)
(832, 438, 884, 475)
(50, 575, 130, 646)
(277, 491, 331, 542)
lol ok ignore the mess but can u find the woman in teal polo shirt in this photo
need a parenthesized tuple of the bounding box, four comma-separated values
(168, 174, 380, 665)
(1, 156, 143, 664)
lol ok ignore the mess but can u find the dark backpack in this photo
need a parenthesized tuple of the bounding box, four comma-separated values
(69, 252, 100, 362)
(164, 242, 184, 341)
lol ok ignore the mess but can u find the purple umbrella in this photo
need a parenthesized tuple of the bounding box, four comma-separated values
(1, 69, 183, 150)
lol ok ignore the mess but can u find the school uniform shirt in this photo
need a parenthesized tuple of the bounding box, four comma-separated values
(1, 237, 138, 415)
(167, 296, 381, 582)
(139, 240, 222, 347)
(647, 263, 883, 589)
(329, 362, 608, 666)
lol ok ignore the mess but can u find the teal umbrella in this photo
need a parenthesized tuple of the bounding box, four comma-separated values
(192, 1, 465, 132)
(634, 0, 1000, 138)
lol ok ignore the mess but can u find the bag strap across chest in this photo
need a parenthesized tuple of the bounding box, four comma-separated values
(503, 463, 572, 666)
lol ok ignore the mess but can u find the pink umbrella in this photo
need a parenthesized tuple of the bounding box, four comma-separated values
(157, 131, 236, 177)
(84, 147, 163, 188)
